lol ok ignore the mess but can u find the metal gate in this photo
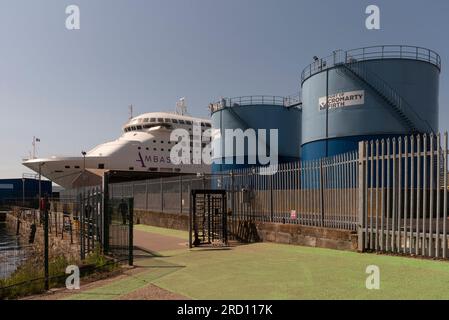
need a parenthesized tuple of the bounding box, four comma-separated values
(189, 190, 227, 248)
(79, 188, 103, 259)
(104, 198, 133, 265)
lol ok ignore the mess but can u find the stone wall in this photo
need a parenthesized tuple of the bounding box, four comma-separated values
(254, 222, 358, 251)
(133, 210, 358, 251)
(134, 209, 189, 231)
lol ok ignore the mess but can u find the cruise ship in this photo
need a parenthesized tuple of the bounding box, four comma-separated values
(22, 100, 212, 189)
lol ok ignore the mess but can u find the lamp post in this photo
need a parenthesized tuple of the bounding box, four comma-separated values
(81, 151, 86, 171)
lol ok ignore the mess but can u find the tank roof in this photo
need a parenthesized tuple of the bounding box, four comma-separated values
(209, 95, 301, 114)
(301, 45, 441, 85)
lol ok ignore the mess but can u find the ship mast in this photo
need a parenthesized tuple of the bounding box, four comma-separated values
(176, 98, 187, 115)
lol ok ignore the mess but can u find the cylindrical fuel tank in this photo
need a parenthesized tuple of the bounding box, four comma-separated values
(300, 45, 441, 160)
(210, 96, 302, 172)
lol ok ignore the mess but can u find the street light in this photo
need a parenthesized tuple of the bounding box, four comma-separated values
(81, 151, 87, 171)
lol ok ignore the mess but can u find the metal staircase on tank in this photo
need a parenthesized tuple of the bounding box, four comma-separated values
(339, 61, 433, 134)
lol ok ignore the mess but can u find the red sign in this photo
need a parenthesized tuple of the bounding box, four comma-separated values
(290, 210, 297, 220)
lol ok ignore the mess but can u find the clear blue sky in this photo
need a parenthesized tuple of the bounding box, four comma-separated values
(0, 0, 448, 178)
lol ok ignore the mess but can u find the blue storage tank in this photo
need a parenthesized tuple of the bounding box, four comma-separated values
(210, 96, 302, 172)
(300, 45, 441, 160)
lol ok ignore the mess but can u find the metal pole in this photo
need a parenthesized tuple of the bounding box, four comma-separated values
(43, 196, 49, 291)
(160, 178, 163, 213)
(270, 174, 274, 223)
(358, 141, 367, 252)
(320, 159, 325, 226)
(180, 176, 183, 214)
(38, 164, 42, 207)
(128, 198, 134, 266)
(22, 178, 25, 207)
(103, 172, 110, 253)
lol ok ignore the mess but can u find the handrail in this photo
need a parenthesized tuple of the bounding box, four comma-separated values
(301, 45, 441, 84)
(342, 61, 434, 133)
(209, 95, 302, 114)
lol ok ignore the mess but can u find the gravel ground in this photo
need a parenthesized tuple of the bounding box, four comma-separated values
(118, 283, 188, 300)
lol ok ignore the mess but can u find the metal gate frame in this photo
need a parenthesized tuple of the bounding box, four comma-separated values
(189, 190, 227, 248)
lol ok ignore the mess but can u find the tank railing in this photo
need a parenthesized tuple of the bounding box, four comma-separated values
(301, 45, 441, 84)
(343, 61, 434, 133)
(209, 95, 302, 113)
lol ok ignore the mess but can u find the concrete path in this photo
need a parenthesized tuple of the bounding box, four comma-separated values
(26, 225, 190, 300)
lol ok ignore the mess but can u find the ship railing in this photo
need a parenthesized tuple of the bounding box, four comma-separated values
(301, 45, 441, 84)
(209, 95, 302, 113)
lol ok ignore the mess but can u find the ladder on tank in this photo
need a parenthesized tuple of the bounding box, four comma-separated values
(339, 61, 433, 134)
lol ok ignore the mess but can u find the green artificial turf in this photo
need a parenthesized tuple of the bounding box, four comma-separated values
(66, 226, 449, 300)
(134, 224, 188, 240)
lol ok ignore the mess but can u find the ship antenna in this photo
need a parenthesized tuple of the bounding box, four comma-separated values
(32, 136, 40, 159)
(176, 98, 188, 115)
(128, 104, 133, 119)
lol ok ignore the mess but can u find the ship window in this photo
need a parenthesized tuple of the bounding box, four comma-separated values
(98, 164, 105, 169)
(161, 148, 164, 151)
(179, 120, 185, 124)
(143, 118, 149, 122)
(172, 119, 179, 124)
(143, 125, 150, 129)
(164, 118, 171, 123)
(149, 118, 156, 123)
(146, 147, 149, 150)
(153, 148, 157, 151)
(55, 170, 63, 173)
(136, 126, 142, 130)
(168, 141, 171, 144)
(149, 167, 158, 172)
(205, 123, 211, 128)
(65, 166, 70, 169)
(161, 141, 164, 144)
(153, 140, 156, 143)
(138, 147, 141, 150)
(75, 166, 80, 169)
(157, 118, 163, 122)
(185, 120, 192, 125)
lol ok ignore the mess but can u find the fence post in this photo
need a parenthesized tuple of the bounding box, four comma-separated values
(42, 195, 49, 291)
(270, 173, 274, 222)
(160, 178, 164, 213)
(145, 180, 149, 211)
(102, 173, 110, 255)
(320, 159, 325, 226)
(128, 198, 134, 266)
(180, 176, 183, 214)
(358, 141, 367, 252)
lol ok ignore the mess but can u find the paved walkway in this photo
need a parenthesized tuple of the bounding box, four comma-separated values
(26, 225, 190, 300)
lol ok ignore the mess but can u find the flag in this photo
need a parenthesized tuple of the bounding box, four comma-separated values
(35, 138, 40, 142)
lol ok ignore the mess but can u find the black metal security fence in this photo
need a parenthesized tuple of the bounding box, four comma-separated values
(59, 186, 133, 263)
(358, 133, 449, 259)
(110, 152, 359, 231)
